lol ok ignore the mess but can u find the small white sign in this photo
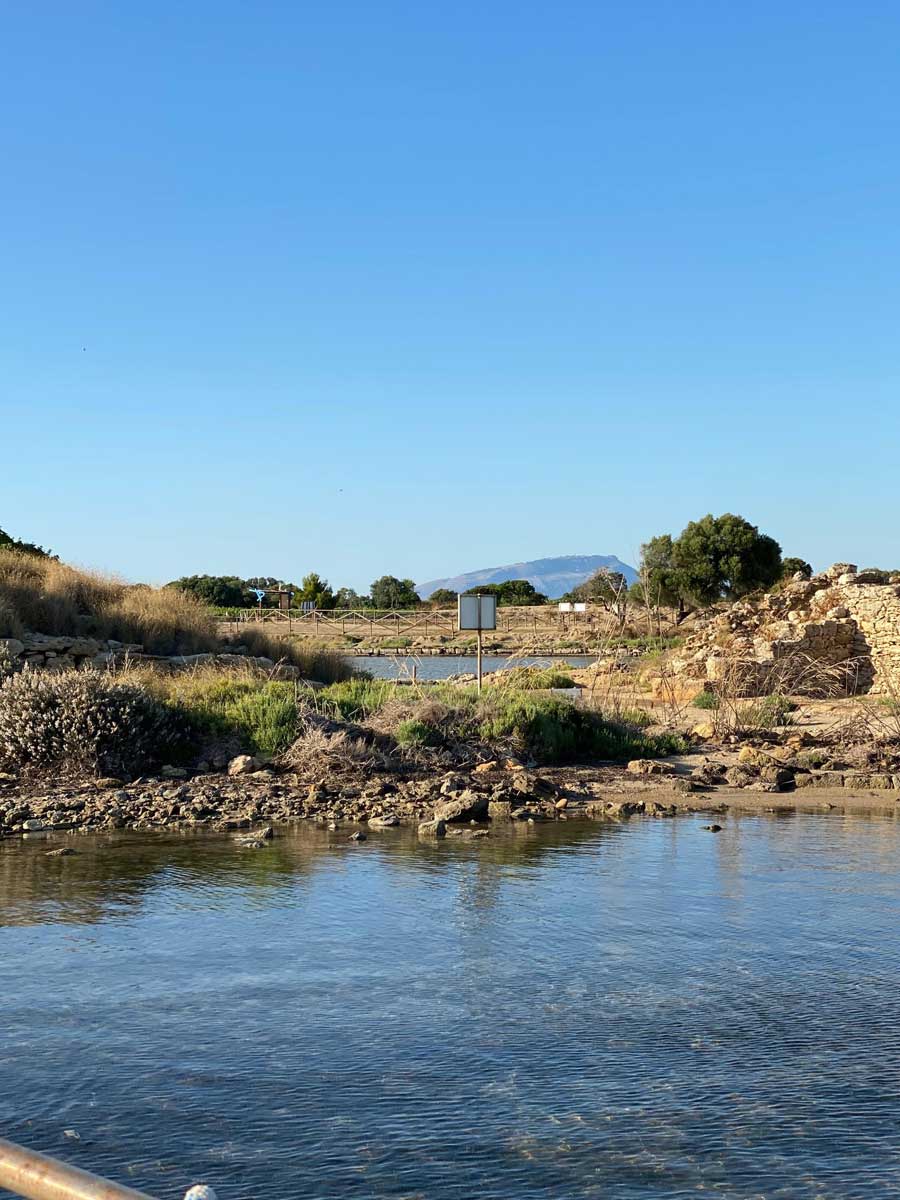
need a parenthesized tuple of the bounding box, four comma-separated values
(458, 594, 498, 630)
(558, 602, 572, 613)
(573, 602, 587, 613)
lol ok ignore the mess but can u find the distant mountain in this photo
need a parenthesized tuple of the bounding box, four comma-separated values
(417, 555, 637, 600)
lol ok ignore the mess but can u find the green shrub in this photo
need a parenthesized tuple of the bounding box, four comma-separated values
(739, 694, 796, 729)
(395, 717, 441, 748)
(0, 670, 190, 777)
(168, 674, 301, 755)
(318, 678, 396, 721)
(692, 690, 720, 710)
(478, 693, 686, 764)
(496, 665, 577, 690)
(614, 705, 654, 727)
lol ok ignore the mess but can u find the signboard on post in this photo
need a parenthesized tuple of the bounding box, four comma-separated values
(457, 594, 497, 692)
(458, 594, 497, 631)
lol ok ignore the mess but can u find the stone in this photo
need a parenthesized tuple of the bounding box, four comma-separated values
(227, 755, 261, 776)
(704, 824, 723, 832)
(627, 759, 665, 776)
(22, 819, 44, 831)
(368, 814, 399, 827)
(160, 765, 188, 779)
(434, 790, 489, 823)
(672, 778, 697, 794)
(348, 831, 367, 842)
(417, 818, 447, 839)
(691, 722, 716, 740)
(473, 760, 499, 774)
(724, 766, 756, 788)
(0, 638, 25, 659)
(45, 847, 77, 857)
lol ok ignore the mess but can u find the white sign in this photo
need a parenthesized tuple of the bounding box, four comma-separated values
(458, 594, 498, 631)
(558, 602, 572, 613)
(573, 602, 587, 613)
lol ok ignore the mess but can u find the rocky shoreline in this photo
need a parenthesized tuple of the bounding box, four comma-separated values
(5, 744, 900, 849)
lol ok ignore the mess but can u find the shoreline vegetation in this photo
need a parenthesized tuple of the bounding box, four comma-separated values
(4, 521, 900, 842)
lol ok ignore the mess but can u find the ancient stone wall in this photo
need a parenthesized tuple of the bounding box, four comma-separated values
(668, 565, 900, 696)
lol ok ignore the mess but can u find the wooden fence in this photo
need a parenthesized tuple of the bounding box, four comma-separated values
(221, 606, 606, 637)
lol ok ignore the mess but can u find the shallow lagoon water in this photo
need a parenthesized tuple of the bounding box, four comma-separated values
(3, 813, 900, 1199)
(350, 654, 597, 680)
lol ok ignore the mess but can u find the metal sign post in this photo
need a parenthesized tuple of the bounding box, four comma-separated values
(457, 594, 498, 693)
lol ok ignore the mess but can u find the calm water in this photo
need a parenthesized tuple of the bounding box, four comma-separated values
(3, 814, 900, 1200)
(351, 654, 597, 680)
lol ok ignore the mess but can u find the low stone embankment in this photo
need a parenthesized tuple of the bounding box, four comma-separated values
(0, 632, 308, 678)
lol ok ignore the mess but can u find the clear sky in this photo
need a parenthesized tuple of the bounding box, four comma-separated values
(2, 2, 899, 590)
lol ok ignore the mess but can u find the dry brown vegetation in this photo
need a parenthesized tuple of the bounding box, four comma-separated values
(0, 549, 351, 681)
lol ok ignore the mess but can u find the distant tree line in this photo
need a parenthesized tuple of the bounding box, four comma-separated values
(167, 573, 424, 610)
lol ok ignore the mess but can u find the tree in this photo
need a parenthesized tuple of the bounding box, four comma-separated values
(0, 526, 53, 558)
(167, 575, 247, 607)
(297, 572, 335, 609)
(672, 513, 782, 604)
(370, 576, 420, 609)
(428, 588, 458, 606)
(781, 557, 813, 580)
(334, 586, 368, 608)
(464, 580, 547, 606)
(571, 569, 629, 626)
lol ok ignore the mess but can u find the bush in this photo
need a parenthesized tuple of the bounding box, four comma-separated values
(0, 670, 190, 777)
(738, 694, 796, 729)
(693, 690, 720, 710)
(495, 665, 577, 689)
(318, 678, 395, 721)
(155, 671, 303, 756)
(478, 693, 686, 764)
(395, 718, 441, 748)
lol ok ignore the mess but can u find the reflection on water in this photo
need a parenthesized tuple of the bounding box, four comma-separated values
(3, 814, 900, 1199)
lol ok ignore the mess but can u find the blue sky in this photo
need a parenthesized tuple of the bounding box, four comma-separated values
(2, 2, 899, 590)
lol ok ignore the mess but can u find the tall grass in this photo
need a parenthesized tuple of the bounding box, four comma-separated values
(0, 549, 353, 682)
(0, 549, 216, 652)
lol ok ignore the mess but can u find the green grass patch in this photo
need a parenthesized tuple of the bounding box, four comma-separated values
(738, 694, 796, 729)
(318, 678, 397, 721)
(692, 690, 720, 710)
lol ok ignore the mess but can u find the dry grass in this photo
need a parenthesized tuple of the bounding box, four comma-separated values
(0, 550, 353, 681)
(0, 549, 217, 653)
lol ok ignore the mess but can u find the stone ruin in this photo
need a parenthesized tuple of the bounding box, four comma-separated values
(667, 564, 900, 697)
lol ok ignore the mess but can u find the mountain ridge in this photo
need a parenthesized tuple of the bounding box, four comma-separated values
(418, 554, 637, 600)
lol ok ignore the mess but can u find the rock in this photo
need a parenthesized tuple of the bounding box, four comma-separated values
(368, 814, 399, 827)
(227, 755, 261, 777)
(487, 799, 513, 821)
(348, 831, 367, 842)
(724, 766, 757, 788)
(160, 765, 188, 780)
(0, 638, 25, 659)
(94, 777, 124, 789)
(760, 765, 795, 788)
(704, 824, 723, 832)
(554, 797, 569, 810)
(626, 759, 666, 776)
(22, 819, 44, 832)
(418, 818, 447, 839)
(434, 790, 489, 823)
(45, 846, 77, 857)
(672, 778, 697, 794)
(473, 760, 499, 774)
(691, 722, 716, 740)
